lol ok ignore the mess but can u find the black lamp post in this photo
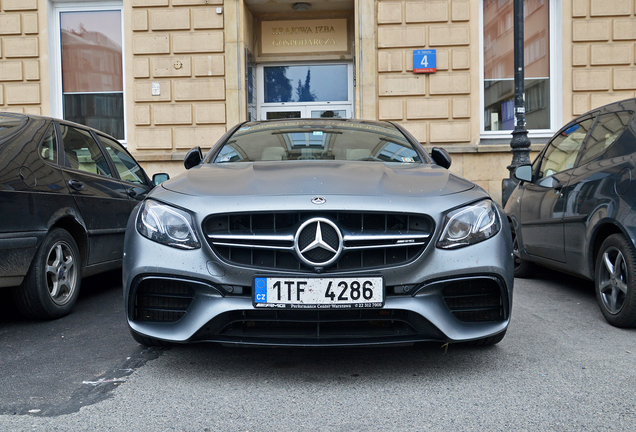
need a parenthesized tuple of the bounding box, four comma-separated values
(501, 0, 532, 206)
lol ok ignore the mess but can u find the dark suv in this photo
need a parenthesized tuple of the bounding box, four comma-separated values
(0, 113, 157, 319)
(506, 98, 636, 328)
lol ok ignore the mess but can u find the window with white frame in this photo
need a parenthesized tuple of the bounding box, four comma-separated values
(257, 63, 354, 120)
(51, 2, 125, 141)
(481, 0, 560, 137)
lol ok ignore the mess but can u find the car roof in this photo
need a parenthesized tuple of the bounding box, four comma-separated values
(238, 118, 400, 129)
(0, 111, 116, 138)
(576, 97, 636, 119)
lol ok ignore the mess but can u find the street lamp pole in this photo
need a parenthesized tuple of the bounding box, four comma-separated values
(502, 0, 532, 206)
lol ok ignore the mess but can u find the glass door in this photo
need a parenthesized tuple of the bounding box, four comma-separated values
(262, 107, 302, 120)
(308, 106, 351, 119)
(258, 63, 353, 120)
(261, 105, 352, 120)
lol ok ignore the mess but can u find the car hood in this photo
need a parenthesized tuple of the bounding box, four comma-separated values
(160, 161, 475, 198)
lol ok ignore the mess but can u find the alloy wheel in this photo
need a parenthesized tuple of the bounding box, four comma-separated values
(45, 241, 78, 306)
(597, 246, 628, 315)
(512, 233, 523, 273)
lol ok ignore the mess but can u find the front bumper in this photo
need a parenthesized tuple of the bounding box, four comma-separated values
(123, 216, 514, 346)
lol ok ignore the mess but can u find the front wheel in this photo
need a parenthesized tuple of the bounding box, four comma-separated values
(595, 234, 636, 328)
(12, 228, 81, 319)
(511, 226, 534, 278)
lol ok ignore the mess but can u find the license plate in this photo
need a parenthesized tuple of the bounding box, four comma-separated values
(253, 276, 384, 309)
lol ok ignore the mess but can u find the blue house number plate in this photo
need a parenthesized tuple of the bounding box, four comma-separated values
(413, 49, 437, 73)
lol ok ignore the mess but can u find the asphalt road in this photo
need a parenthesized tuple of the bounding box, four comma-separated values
(1, 268, 635, 431)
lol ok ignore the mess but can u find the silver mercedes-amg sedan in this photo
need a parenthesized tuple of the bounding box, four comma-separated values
(123, 119, 513, 347)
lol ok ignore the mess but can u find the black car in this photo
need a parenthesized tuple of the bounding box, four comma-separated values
(0, 112, 159, 319)
(506, 98, 636, 328)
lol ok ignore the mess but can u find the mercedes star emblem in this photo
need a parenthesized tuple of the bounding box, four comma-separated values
(311, 196, 326, 205)
(294, 217, 343, 268)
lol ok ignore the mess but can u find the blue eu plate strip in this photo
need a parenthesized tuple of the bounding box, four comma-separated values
(254, 277, 267, 303)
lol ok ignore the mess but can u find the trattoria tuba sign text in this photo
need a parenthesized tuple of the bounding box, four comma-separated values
(261, 19, 348, 55)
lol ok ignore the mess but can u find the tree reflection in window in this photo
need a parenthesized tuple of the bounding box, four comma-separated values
(264, 65, 348, 103)
(295, 70, 316, 102)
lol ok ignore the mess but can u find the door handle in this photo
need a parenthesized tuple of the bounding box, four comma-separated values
(126, 188, 137, 198)
(68, 179, 84, 191)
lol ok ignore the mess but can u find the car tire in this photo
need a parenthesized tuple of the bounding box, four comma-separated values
(130, 329, 171, 347)
(464, 329, 507, 347)
(12, 228, 81, 320)
(595, 234, 636, 328)
(511, 226, 534, 278)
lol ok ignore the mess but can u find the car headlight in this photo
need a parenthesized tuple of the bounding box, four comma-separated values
(437, 200, 501, 249)
(136, 200, 200, 249)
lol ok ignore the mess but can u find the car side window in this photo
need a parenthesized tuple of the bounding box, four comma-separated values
(59, 124, 113, 177)
(39, 125, 57, 163)
(537, 118, 595, 180)
(98, 135, 146, 184)
(578, 111, 633, 166)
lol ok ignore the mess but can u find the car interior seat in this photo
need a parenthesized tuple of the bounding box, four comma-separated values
(262, 147, 287, 161)
(346, 149, 372, 160)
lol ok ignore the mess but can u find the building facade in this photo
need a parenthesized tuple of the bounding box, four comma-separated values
(1, 0, 636, 203)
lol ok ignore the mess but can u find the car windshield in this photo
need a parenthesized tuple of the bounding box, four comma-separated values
(211, 120, 423, 163)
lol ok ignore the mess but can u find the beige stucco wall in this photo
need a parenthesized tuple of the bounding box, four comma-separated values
(0, 0, 47, 116)
(375, 0, 474, 144)
(3, 0, 636, 202)
(125, 0, 228, 179)
(369, 0, 636, 202)
(570, 0, 636, 114)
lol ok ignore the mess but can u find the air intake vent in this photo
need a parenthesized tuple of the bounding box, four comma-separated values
(133, 278, 195, 323)
(191, 309, 447, 344)
(442, 277, 506, 322)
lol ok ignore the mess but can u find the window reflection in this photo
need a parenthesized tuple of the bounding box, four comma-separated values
(99, 135, 146, 183)
(266, 111, 302, 120)
(579, 112, 632, 166)
(60, 125, 113, 177)
(39, 125, 58, 163)
(483, 0, 550, 131)
(60, 10, 124, 139)
(214, 122, 420, 163)
(264, 65, 348, 103)
(311, 110, 346, 118)
(538, 118, 594, 179)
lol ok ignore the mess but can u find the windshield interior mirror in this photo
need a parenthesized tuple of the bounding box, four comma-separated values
(513, 165, 533, 182)
(152, 173, 169, 186)
(431, 147, 452, 169)
(184, 147, 203, 170)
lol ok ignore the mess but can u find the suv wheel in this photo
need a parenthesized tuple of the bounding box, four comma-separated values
(12, 228, 81, 319)
(595, 234, 636, 328)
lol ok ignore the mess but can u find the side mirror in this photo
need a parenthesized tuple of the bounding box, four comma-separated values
(184, 147, 203, 170)
(513, 165, 533, 183)
(537, 176, 563, 190)
(431, 147, 452, 169)
(152, 173, 169, 186)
